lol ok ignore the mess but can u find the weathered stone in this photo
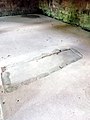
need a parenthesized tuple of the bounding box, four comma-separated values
(0, 0, 39, 16)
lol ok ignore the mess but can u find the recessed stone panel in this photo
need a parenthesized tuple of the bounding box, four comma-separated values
(1, 48, 82, 92)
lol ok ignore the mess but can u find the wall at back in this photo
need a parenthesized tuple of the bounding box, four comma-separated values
(0, 0, 90, 31)
(0, 0, 39, 16)
(39, 0, 90, 31)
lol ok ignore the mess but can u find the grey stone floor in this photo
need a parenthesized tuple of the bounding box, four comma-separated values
(0, 14, 90, 120)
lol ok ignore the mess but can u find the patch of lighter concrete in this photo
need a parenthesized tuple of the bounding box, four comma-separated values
(0, 103, 4, 120)
(85, 85, 90, 102)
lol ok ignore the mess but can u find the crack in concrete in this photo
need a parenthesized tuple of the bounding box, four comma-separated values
(32, 48, 69, 61)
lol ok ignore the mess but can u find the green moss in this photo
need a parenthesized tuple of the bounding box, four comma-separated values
(39, 1, 90, 31)
(80, 14, 90, 30)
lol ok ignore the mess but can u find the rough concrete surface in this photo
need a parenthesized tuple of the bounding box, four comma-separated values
(0, 14, 90, 120)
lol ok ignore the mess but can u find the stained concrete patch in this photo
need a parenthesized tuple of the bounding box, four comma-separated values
(1, 48, 82, 92)
(22, 14, 40, 18)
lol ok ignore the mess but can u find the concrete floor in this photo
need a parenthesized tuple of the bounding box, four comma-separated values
(0, 14, 90, 120)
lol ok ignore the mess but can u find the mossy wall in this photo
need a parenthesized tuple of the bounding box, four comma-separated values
(0, 0, 39, 16)
(0, 0, 90, 30)
(39, 0, 90, 31)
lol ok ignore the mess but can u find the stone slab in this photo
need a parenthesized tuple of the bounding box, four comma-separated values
(0, 48, 82, 92)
